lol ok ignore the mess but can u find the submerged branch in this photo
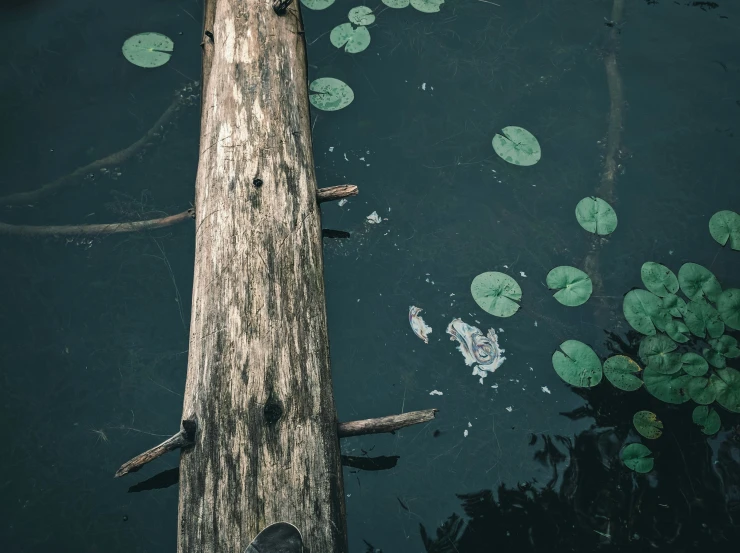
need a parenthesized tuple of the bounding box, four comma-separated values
(115, 420, 196, 478)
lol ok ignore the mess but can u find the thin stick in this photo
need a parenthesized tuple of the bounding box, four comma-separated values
(317, 184, 358, 204)
(337, 409, 438, 438)
(0, 209, 194, 237)
(115, 420, 196, 478)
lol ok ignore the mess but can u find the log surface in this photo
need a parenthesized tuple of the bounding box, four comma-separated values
(179, 2, 345, 552)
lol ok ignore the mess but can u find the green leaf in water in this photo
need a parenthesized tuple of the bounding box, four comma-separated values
(470, 272, 522, 317)
(711, 367, 740, 413)
(641, 262, 679, 297)
(545, 266, 593, 307)
(330, 23, 371, 53)
(703, 348, 726, 369)
(551, 340, 603, 388)
(382, 0, 410, 7)
(678, 263, 722, 303)
(665, 319, 690, 343)
(410, 0, 445, 13)
(633, 410, 663, 439)
(708, 335, 740, 358)
(492, 126, 541, 166)
(681, 352, 708, 376)
(639, 334, 681, 374)
(623, 289, 671, 336)
(683, 299, 724, 339)
(662, 294, 687, 318)
(575, 196, 618, 236)
(309, 78, 354, 111)
(717, 288, 740, 331)
(688, 376, 718, 404)
(692, 405, 721, 435)
(709, 210, 740, 250)
(643, 365, 692, 404)
(603, 355, 643, 391)
(348, 6, 376, 25)
(621, 443, 654, 473)
(301, 0, 336, 10)
(121, 32, 174, 68)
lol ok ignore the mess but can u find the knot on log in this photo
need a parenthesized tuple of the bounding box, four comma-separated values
(263, 396, 284, 425)
(272, 0, 293, 15)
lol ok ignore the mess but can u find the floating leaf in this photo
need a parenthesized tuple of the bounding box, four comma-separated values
(703, 348, 726, 369)
(681, 352, 708, 376)
(621, 443, 654, 473)
(678, 263, 722, 303)
(470, 272, 522, 317)
(575, 197, 618, 236)
(643, 365, 692, 404)
(692, 405, 721, 435)
(330, 23, 371, 53)
(348, 6, 376, 25)
(633, 411, 663, 439)
(709, 210, 740, 250)
(551, 340, 603, 388)
(623, 289, 671, 336)
(301, 0, 335, 9)
(410, 0, 445, 13)
(382, 0, 410, 6)
(662, 294, 687, 318)
(546, 266, 593, 307)
(639, 334, 681, 374)
(683, 299, 724, 339)
(688, 376, 718, 404)
(641, 262, 679, 297)
(711, 367, 740, 413)
(492, 126, 541, 166)
(121, 32, 173, 68)
(717, 288, 740, 331)
(603, 355, 643, 391)
(665, 320, 690, 343)
(309, 78, 354, 111)
(708, 335, 740, 358)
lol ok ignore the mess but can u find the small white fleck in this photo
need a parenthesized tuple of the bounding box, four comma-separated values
(520, 271, 527, 278)
(669, 250, 674, 255)
(359, 157, 366, 161)
(498, 328, 504, 333)
(491, 384, 499, 389)
(429, 390, 443, 396)
(506, 406, 513, 412)
(463, 429, 468, 437)
(468, 422, 472, 428)
(347, 494, 351, 498)
(449, 293, 455, 297)
(343, 153, 349, 161)
(425, 277, 430, 283)
(534, 321, 538, 327)
(503, 264, 509, 269)
(366, 211, 382, 224)
(422, 82, 427, 90)
(541, 386, 551, 394)
(357, 299, 360, 302)
(329, 146, 334, 152)
(338, 199, 348, 207)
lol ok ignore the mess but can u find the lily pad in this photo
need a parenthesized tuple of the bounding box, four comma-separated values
(575, 197, 618, 236)
(621, 443, 654, 473)
(662, 294, 687, 318)
(639, 334, 681, 374)
(348, 6, 376, 25)
(382, 0, 410, 6)
(633, 411, 663, 439)
(551, 340, 603, 388)
(688, 376, 718, 404)
(678, 263, 722, 303)
(623, 289, 671, 336)
(641, 262, 679, 297)
(410, 0, 445, 13)
(603, 355, 643, 391)
(665, 320, 690, 343)
(300, 0, 335, 9)
(681, 352, 708, 376)
(692, 405, 721, 435)
(717, 288, 740, 331)
(703, 348, 726, 369)
(470, 272, 522, 317)
(492, 126, 541, 166)
(330, 23, 371, 53)
(711, 367, 740, 413)
(709, 335, 740, 358)
(546, 266, 593, 307)
(122, 33, 174, 68)
(643, 365, 692, 404)
(309, 78, 354, 111)
(683, 299, 724, 339)
(709, 210, 740, 250)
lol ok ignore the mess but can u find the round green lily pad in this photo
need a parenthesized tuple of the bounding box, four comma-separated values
(709, 335, 740, 358)
(470, 272, 522, 317)
(382, 0, 409, 7)
(665, 320, 690, 343)
(301, 0, 335, 10)
(683, 299, 724, 339)
(688, 376, 718, 404)
(643, 365, 692, 404)
(639, 334, 681, 374)
(711, 367, 740, 413)
(678, 263, 722, 303)
(662, 294, 687, 318)
(603, 355, 643, 391)
(709, 210, 740, 250)
(122, 32, 174, 68)
(492, 126, 541, 166)
(551, 340, 602, 388)
(545, 266, 592, 307)
(641, 262, 679, 297)
(309, 78, 354, 111)
(623, 289, 671, 336)
(575, 197, 618, 236)
(330, 23, 371, 53)
(681, 352, 708, 376)
(348, 6, 375, 25)
(633, 411, 663, 439)
(410, 0, 445, 13)
(703, 348, 726, 369)
(621, 443, 654, 473)
(717, 288, 740, 331)
(692, 405, 721, 435)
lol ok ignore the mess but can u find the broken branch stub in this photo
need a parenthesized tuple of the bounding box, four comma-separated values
(337, 409, 438, 438)
(317, 184, 358, 204)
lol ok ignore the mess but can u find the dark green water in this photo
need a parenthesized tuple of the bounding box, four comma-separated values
(1, 0, 739, 552)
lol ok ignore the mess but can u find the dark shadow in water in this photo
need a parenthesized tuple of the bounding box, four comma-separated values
(342, 455, 400, 472)
(127, 467, 179, 493)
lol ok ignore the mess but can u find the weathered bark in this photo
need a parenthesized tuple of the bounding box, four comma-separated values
(179, 2, 346, 553)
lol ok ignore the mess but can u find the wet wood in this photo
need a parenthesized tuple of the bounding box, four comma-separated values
(338, 409, 438, 438)
(317, 184, 358, 204)
(115, 420, 196, 478)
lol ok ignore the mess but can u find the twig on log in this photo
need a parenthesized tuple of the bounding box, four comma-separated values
(0, 84, 198, 207)
(0, 209, 194, 237)
(317, 184, 358, 204)
(337, 409, 438, 438)
(115, 419, 196, 478)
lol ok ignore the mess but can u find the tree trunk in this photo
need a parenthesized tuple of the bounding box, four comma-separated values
(178, 2, 346, 552)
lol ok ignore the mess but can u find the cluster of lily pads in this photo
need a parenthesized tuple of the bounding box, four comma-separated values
(301, 0, 444, 14)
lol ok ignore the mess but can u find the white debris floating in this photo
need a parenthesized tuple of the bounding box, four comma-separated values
(338, 199, 348, 207)
(541, 386, 551, 394)
(429, 390, 443, 396)
(409, 306, 433, 344)
(366, 211, 382, 224)
(446, 318, 505, 382)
